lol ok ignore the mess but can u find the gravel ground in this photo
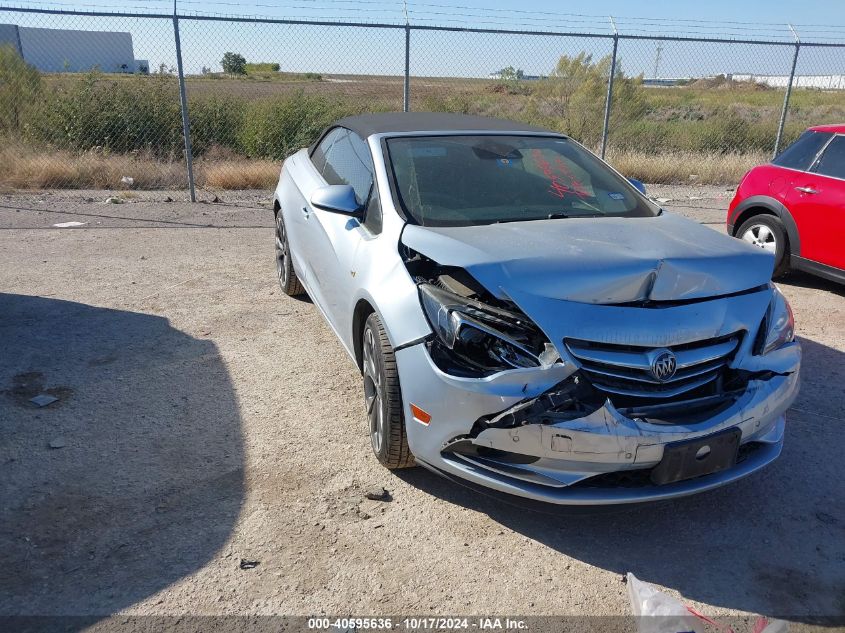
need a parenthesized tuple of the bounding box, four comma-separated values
(0, 186, 843, 628)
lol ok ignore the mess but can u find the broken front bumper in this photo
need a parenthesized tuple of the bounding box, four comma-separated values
(394, 341, 800, 505)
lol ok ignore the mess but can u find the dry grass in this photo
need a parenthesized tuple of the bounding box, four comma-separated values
(0, 143, 187, 189)
(1, 142, 768, 191)
(0, 142, 280, 190)
(199, 159, 278, 189)
(606, 149, 769, 185)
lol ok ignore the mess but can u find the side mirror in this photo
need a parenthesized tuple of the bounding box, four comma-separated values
(310, 185, 363, 216)
(628, 178, 647, 195)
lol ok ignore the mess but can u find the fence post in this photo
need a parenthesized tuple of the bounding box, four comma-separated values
(600, 17, 618, 160)
(774, 25, 800, 158)
(172, 13, 196, 202)
(403, 24, 411, 112)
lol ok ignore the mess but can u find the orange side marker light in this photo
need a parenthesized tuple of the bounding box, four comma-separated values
(410, 404, 432, 426)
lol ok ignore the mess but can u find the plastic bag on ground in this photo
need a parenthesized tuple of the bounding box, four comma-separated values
(626, 572, 788, 633)
(628, 572, 700, 633)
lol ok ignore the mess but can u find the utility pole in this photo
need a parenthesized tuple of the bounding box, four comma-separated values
(653, 42, 663, 80)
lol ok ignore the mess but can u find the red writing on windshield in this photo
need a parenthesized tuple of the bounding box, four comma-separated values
(530, 149, 589, 199)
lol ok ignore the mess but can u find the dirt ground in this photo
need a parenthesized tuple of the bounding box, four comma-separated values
(0, 186, 843, 628)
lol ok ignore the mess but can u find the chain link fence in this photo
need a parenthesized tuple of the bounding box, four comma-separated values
(1, 6, 845, 194)
(0, 9, 189, 189)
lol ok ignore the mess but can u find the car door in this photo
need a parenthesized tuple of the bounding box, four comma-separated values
(280, 127, 343, 295)
(305, 127, 380, 337)
(786, 134, 845, 269)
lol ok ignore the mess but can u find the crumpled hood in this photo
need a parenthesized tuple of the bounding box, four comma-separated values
(401, 212, 774, 304)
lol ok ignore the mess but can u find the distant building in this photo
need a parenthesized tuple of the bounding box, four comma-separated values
(0, 23, 21, 56)
(0, 24, 147, 73)
(730, 73, 845, 90)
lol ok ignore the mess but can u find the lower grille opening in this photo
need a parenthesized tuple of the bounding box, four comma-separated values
(443, 438, 539, 464)
(443, 451, 561, 488)
(612, 377, 747, 423)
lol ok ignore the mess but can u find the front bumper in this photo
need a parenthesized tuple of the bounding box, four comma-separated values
(394, 342, 800, 505)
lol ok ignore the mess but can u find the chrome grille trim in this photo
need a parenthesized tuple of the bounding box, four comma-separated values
(565, 335, 741, 399)
(582, 358, 725, 385)
(593, 374, 719, 399)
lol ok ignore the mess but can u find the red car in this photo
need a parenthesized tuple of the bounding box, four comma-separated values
(728, 124, 845, 283)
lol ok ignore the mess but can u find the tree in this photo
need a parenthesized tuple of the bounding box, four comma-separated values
(498, 66, 524, 81)
(531, 52, 645, 147)
(0, 44, 41, 132)
(493, 65, 528, 95)
(221, 52, 247, 75)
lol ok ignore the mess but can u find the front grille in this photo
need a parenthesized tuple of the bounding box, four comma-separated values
(565, 333, 741, 400)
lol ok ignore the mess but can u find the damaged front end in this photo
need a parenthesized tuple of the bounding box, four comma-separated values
(441, 364, 796, 491)
(405, 248, 561, 377)
(397, 244, 801, 504)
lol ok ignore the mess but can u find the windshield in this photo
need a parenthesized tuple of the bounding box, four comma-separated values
(386, 135, 659, 227)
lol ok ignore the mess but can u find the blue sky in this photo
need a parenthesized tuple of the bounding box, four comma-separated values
(35, 0, 845, 36)
(2, 0, 845, 76)
(14, 0, 841, 29)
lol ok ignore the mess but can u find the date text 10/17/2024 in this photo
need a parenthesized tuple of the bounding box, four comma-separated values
(307, 617, 528, 630)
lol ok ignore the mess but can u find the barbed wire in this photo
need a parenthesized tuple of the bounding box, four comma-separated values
(2, 0, 845, 43)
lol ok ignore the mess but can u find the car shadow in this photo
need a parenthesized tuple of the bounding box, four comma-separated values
(779, 270, 845, 296)
(396, 335, 844, 623)
(0, 294, 244, 626)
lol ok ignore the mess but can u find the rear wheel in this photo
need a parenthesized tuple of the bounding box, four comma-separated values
(361, 312, 414, 469)
(737, 214, 790, 277)
(275, 211, 305, 296)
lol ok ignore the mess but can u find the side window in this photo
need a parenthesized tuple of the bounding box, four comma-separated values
(772, 131, 832, 171)
(310, 128, 344, 174)
(323, 128, 375, 205)
(812, 135, 845, 180)
(363, 184, 383, 234)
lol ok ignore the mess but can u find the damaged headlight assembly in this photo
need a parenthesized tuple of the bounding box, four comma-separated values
(756, 284, 795, 355)
(418, 283, 556, 375)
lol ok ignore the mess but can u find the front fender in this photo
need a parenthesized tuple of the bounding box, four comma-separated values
(349, 257, 432, 355)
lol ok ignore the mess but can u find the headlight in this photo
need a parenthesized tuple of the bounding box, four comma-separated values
(757, 284, 795, 355)
(418, 283, 553, 375)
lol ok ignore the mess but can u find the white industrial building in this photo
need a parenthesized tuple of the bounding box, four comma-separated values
(0, 23, 148, 73)
(731, 73, 845, 90)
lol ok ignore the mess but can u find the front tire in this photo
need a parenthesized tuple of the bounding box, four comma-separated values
(275, 211, 305, 296)
(361, 312, 414, 469)
(737, 214, 790, 277)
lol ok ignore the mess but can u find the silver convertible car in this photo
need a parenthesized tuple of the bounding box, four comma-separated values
(272, 113, 800, 505)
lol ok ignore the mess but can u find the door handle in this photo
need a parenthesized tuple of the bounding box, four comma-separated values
(795, 186, 818, 194)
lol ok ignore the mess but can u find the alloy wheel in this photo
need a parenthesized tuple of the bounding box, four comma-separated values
(275, 214, 288, 286)
(362, 326, 385, 454)
(741, 223, 777, 253)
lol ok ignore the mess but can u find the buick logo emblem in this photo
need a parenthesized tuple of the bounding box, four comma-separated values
(651, 350, 677, 382)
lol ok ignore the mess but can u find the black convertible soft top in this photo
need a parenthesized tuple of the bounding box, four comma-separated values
(309, 112, 558, 154)
(336, 112, 554, 137)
